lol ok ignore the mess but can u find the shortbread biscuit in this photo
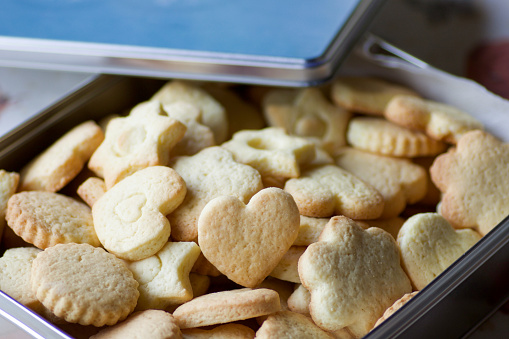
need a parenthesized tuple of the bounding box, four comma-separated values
(346, 117, 447, 157)
(77, 177, 106, 207)
(373, 291, 418, 328)
(294, 216, 330, 246)
(0, 170, 19, 238)
(256, 311, 334, 339)
(221, 127, 316, 180)
(412, 156, 442, 206)
(284, 164, 384, 219)
(31, 243, 139, 326)
(181, 324, 255, 339)
(191, 253, 222, 277)
(263, 88, 351, 154)
(150, 80, 229, 144)
(397, 213, 481, 290)
(270, 246, 306, 283)
(172, 288, 280, 329)
(331, 77, 419, 115)
(258, 277, 294, 312)
(169, 146, 263, 242)
(430, 130, 509, 235)
(0, 247, 42, 312)
(360, 217, 406, 240)
(19, 121, 104, 192)
(90, 310, 182, 339)
(162, 101, 216, 157)
(6, 191, 99, 249)
(88, 101, 186, 188)
(385, 95, 483, 144)
(126, 241, 200, 311)
(287, 284, 311, 316)
(93, 166, 186, 261)
(298, 216, 411, 336)
(198, 187, 300, 287)
(335, 147, 427, 218)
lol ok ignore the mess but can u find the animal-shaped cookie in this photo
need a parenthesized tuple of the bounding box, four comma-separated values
(385, 95, 483, 144)
(335, 147, 427, 218)
(19, 121, 104, 192)
(284, 164, 384, 219)
(126, 241, 200, 311)
(397, 213, 481, 290)
(430, 130, 509, 235)
(92, 166, 186, 261)
(88, 101, 186, 188)
(169, 146, 263, 242)
(198, 187, 300, 287)
(298, 216, 411, 337)
(263, 88, 351, 154)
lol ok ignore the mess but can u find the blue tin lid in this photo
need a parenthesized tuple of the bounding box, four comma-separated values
(0, 0, 386, 86)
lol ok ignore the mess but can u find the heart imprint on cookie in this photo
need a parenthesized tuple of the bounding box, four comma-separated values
(197, 187, 300, 288)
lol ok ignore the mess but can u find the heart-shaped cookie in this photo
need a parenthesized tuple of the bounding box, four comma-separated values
(197, 187, 300, 287)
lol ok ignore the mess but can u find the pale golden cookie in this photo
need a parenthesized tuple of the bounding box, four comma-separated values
(173, 288, 280, 329)
(189, 273, 211, 299)
(93, 166, 186, 261)
(221, 127, 316, 180)
(331, 77, 419, 115)
(284, 164, 384, 219)
(346, 117, 447, 157)
(287, 284, 311, 316)
(294, 216, 330, 246)
(359, 217, 406, 240)
(77, 177, 106, 207)
(6, 191, 99, 249)
(126, 241, 200, 311)
(385, 95, 483, 144)
(263, 88, 351, 154)
(198, 187, 300, 288)
(256, 311, 334, 339)
(373, 291, 418, 328)
(19, 121, 104, 192)
(191, 253, 222, 277)
(335, 147, 427, 218)
(150, 80, 229, 144)
(0, 170, 19, 238)
(0, 247, 42, 312)
(257, 277, 294, 312)
(169, 146, 263, 242)
(412, 157, 442, 206)
(270, 246, 306, 283)
(298, 216, 411, 336)
(181, 324, 255, 339)
(90, 310, 182, 339)
(430, 130, 509, 235)
(31, 243, 139, 326)
(162, 101, 216, 157)
(397, 213, 481, 290)
(88, 101, 186, 189)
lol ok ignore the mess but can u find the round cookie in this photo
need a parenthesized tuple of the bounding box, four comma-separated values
(6, 191, 99, 249)
(31, 243, 139, 326)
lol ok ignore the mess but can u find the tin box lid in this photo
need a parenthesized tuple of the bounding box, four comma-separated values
(0, 0, 385, 86)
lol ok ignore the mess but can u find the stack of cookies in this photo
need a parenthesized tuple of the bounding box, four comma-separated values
(0, 77, 507, 339)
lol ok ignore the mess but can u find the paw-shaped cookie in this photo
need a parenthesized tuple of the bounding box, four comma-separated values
(331, 77, 419, 115)
(298, 216, 411, 336)
(169, 146, 263, 242)
(92, 166, 186, 261)
(198, 187, 300, 287)
(88, 101, 186, 188)
(221, 127, 316, 181)
(126, 241, 200, 310)
(430, 130, 509, 235)
(335, 147, 427, 218)
(385, 95, 483, 144)
(284, 164, 384, 219)
(397, 213, 481, 290)
(263, 88, 351, 154)
(150, 80, 229, 143)
(19, 120, 104, 192)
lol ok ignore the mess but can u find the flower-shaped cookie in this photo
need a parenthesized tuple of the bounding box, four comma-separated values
(298, 216, 411, 337)
(88, 101, 186, 188)
(430, 130, 509, 235)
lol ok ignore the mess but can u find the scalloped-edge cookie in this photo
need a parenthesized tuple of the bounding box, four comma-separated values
(31, 243, 139, 326)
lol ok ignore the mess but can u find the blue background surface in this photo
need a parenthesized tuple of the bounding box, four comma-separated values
(0, 0, 360, 59)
